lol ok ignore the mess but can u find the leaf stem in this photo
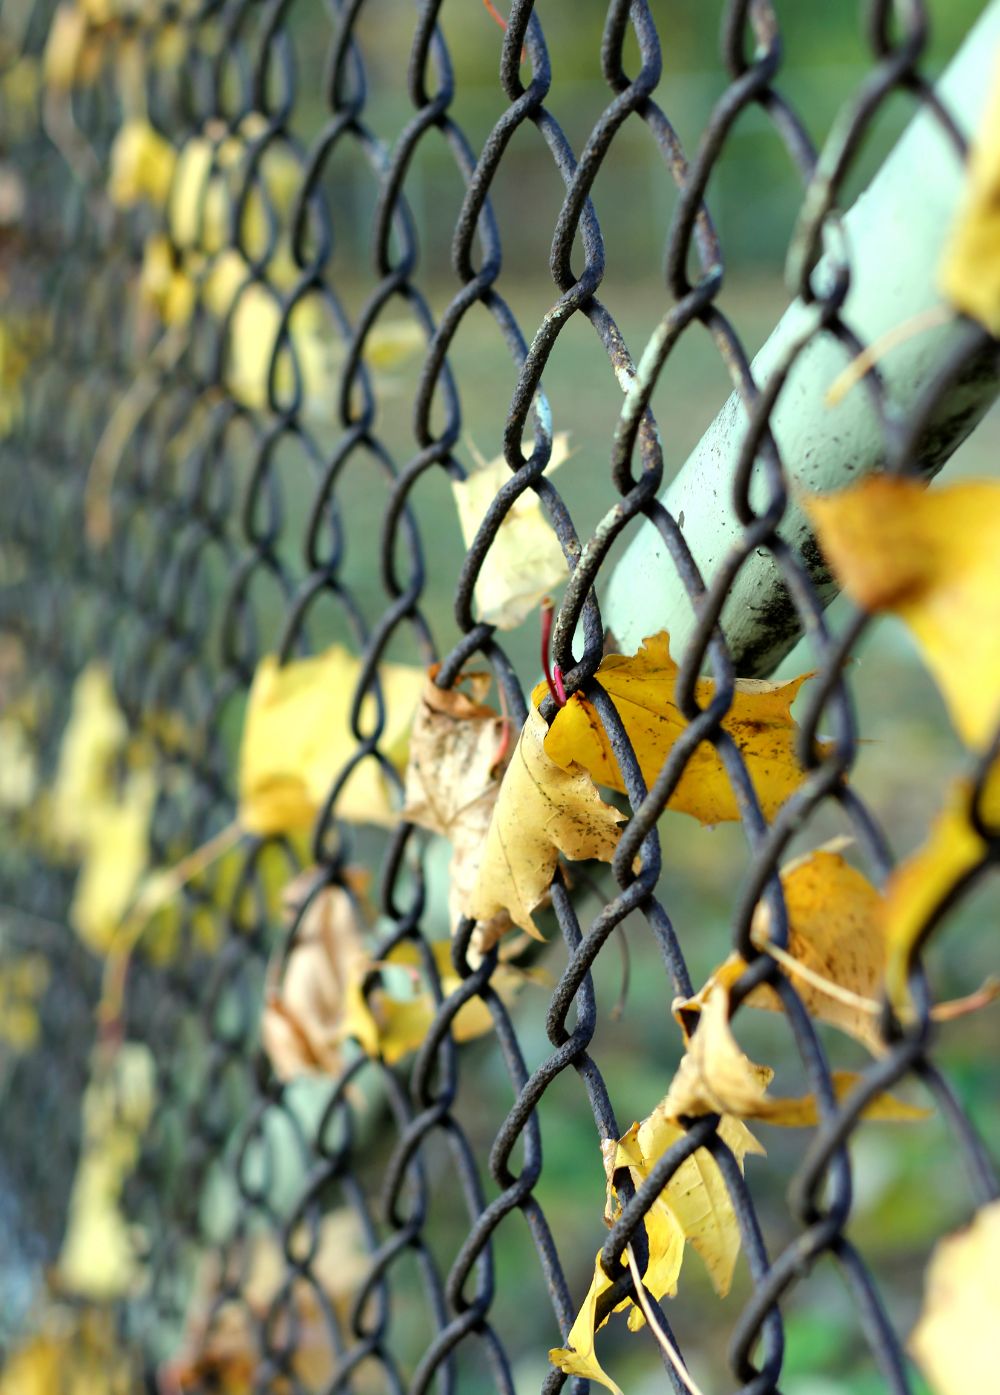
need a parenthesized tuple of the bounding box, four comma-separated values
(624, 1245, 705, 1395)
(540, 597, 567, 708)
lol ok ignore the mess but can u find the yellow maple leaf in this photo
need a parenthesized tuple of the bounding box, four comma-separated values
(549, 1255, 624, 1395)
(58, 1043, 155, 1301)
(50, 663, 128, 854)
(940, 48, 1000, 334)
(805, 475, 1000, 750)
(467, 705, 625, 938)
(882, 761, 1000, 1006)
(402, 667, 511, 949)
(69, 767, 155, 957)
(452, 433, 571, 630)
(910, 1198, 1000, 1395)
(537, 630, 821, 824)
(669, 967, 928, 1126)
(551, 1104, 763, 1389)
(107, 117, 176, 209)
(742, 847, 887, 1053)
(238, 644, 425, 837)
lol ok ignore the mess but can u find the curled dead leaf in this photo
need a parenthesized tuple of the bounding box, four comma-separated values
(468, 705, 625, 939)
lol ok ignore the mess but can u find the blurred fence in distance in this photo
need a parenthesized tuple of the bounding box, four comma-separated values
(0, 2, 998, 1394)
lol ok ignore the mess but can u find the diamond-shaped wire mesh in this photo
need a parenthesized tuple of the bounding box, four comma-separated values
(0, 1, 998, 1393)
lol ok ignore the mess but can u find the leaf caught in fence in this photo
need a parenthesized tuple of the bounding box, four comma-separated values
(402, 666, 512, 949)
(468, 705, 625, 938)
(669, 967, 928, 1126)
(745, 847, 886, 1053)
(805, 475, 1000, 749)
(452, 432, 571, 630)
(940, 50, 1000, 334)
(549, 1256, 625, 1395)
(107, 117, 176, 209)
(263, 874, 536, 1076)
(50, 663, 128, 854)
(58, 1043, 156, 1300)
(882, 761, 1000, 1006)
(238, 644, 425, 837)
(537, 630, 822, 824)
(910, 1198, 1000, 1395)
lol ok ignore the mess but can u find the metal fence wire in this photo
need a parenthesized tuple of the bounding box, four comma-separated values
(0, 0, 999, 1392)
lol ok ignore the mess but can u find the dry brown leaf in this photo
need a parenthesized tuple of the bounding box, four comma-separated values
(537, 630, 823, 825)
(910, 1198, 1000, 1395)
(402, 667, 511, 949)
(261, 875, 372, 1080)
(164, 1210, 369, 1395)
(263, 875, 535, 1076)
(468, 705, 625, 938)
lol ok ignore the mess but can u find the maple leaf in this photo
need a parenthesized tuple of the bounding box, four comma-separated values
(58, 1043, 156, 1301)
(940, 49, 1000, 334)
(402, 667, 512, 949)
(50, 663, 128, 854)
(882, 760, 1000, 1006)
(537, 631, 822, 824)
(107, 117, 176, 209)
(237, 644, 425, 837)
(910, 1199, 1000, 1395)
(452, 433, 571, 630)
(805, 475, 1000, 750)
(69, 767, 155, 957)
(668, 965, 928, 1126)
(549, 1256, 625, 1395)
(262, 874, 535, 1077)
(467, 705, 625, 938)
(742, 847, 886, 1053)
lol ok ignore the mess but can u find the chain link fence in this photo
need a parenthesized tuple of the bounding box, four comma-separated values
(0, 1, 998, 1392)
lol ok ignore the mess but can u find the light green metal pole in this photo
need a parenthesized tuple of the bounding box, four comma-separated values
(603, 1, 1000, 676)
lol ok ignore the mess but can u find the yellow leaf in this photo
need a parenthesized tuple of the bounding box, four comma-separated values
(549, 1255, 624, 1395)
(940, 49, 1000, 333)
(108, 118, 176, 209)
(0, 952, 49, 1053)
(606, 1123, 685, 1322)
(538, 630, 821, 824)
(69, 767, 155, 956)
(139, 234, 195, 326)
(468, 705, 625, 938)
(805, 475, 1000, 749)
(746, 848, 886, 1053)
(910, 1198, 1000, 1395)
(363, 318, 425, 369)
(452, 434, 571, 630)
(0, 714, 37, 812)
(50, 664, 128, 854)
(237, 644, 424, 837)
(402, 668, 511, 949)
(883, 761, 1000, 1005)
(669, 971, 928, 1126)
(58, 1043, 155, 1300)
(633, 1108, 763, 1298)
(0, 1310, 133, 1395)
